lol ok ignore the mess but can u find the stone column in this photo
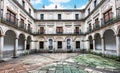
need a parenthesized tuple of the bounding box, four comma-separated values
(87, 40, 90, 51)
(63, 41, 66, 52)
(54, 41, 57, 52)
(14, 38, 18, 58)
(101, 37, 105, 54)
(24, 39, 27, 51)
(93, 39, 96, 51)
(0, 35, 4, 60)
(116, 35, 120, 56)
(72, 41, 75, 52)
(30, 40, 32, 50)
(0, 0, 1, 20)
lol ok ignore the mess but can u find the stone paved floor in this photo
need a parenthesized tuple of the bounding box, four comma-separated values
(0, 53, 119, 73)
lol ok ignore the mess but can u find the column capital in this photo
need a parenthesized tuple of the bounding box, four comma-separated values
(101, 37, 104, 39)
(1, 35, 5, 37)
(15, 38, 18, 39)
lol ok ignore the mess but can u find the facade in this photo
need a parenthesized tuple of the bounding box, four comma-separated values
(0, 0, 120, 59)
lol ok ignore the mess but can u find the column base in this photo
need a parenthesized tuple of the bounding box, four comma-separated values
(0, 59, 4, 63)
(12, 56, 18, 58)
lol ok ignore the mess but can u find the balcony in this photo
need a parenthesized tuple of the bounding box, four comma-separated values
(1, 13, 18, 27)
(86, 15, 120, 34)
(28, 27, 32, 33)
(19, 21, 27, 30)
(34, 32, 85, 36)
(0, 13, 33, 34)
(56, 32, 63, 34)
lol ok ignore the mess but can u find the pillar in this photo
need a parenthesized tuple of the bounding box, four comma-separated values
(54, 41, 57, 52)
(0, 0, 1, 20)
(101, 37, 105, 54)
(0, 35, 4, 60)
(14, 38, 18, 58)
(116, 35, 120, 56)
(63, 41, 66, 52)
(44, 41, 47, 51)
(72, 41, 75, 52)
(93, 39, 96, 51)
(30, 40, 32, 50)
(24, 39, 27, 50)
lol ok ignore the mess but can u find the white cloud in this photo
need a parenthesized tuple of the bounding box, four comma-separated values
(49, 0, 71, 3)
(44, 3, 65, 9)
(31, 0, 42, 4)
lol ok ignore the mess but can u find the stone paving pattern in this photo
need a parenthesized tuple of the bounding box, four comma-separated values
(0, 53, 119, 73)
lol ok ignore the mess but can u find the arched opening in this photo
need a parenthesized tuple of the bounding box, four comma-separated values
(104, 29, 116, 51)
(94, 33, 102, 50)
(18, 34, 25, 51)
(67, 39, 71, 49)
(26, 36, 31, 50)
(4, 30, 16, 58)
(49, 39, 53, 50)
(88, 36, 93, 50)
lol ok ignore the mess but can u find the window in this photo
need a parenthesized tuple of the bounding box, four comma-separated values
(58, 14, 61, 20)
(28, 24, 31, 32)
(58, 41, 62, 49)
(88, 8, 90, 14)
(95, 18, 99, 24)
(67, 39, 71, 49)
(39, 41, 44, 49)
(40, 27, 44, 34)
(76, 41, 80, 48)
(104, 9, 113, 22)
(29, 8, 31, 15)
(22, 0, 25, 8)
(94, 0, 97, 8)
(75, 27, 79, 34)
(7, 10, 16, 23)
(94, 18, 99, 28)
(20, 19, 25, 28)
(75, 14, 79, 20)
(56, 27, 63, 34)
(88, 23, 92, 31)
(49, 39, 53, 50)
(40, 14, 44, 20)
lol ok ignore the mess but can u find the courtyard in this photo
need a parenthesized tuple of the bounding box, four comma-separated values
(0, 53, 120, 73)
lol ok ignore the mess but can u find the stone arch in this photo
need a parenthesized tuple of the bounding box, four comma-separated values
(88, 35, 93, 50)
(103, 29, 116, 51)
(4, 30, 16, 58)
(18, 34, 25, 51)
(26, 36, 31, 50)
(94, 33, 102, 50)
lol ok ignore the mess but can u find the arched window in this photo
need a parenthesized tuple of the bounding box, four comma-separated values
(49, 39, 53, 50)
(67, 39, 71, 49)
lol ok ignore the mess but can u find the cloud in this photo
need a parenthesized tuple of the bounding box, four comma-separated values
(49, 0, 71, 3)
(44, 3, 65, 9)
(30, 0, 42, 4)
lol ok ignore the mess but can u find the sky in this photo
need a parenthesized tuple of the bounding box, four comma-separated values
(30, 0, 89, 9)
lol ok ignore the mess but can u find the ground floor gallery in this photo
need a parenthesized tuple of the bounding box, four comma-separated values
(0, 24, 120, 59)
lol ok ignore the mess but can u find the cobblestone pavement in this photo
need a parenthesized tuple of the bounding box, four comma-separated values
(0, 53, 119, 73)
(0, 53, 79, 73)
